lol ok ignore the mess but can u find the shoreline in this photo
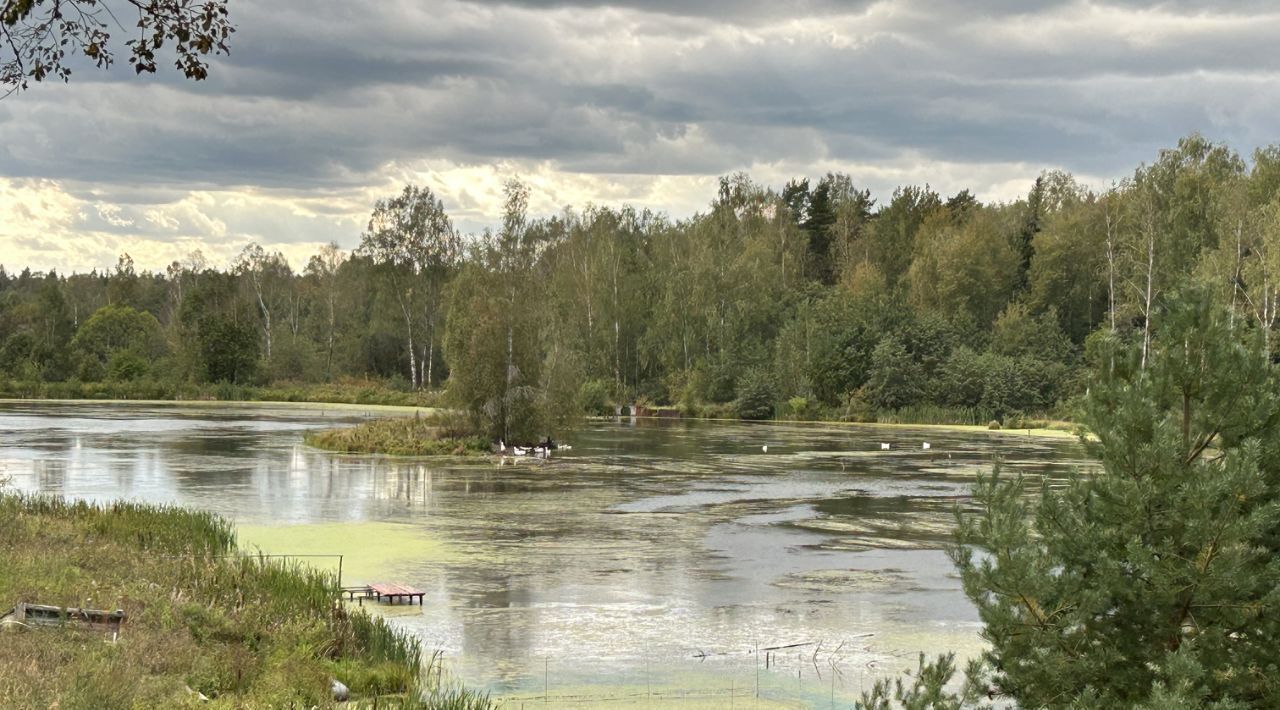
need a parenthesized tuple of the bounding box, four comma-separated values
(1, 397, 1081, 441)
(591, 414, 1083, 440)
(0, 397, 437, 416)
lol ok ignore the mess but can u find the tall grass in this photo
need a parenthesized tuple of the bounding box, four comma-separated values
(0, 493, 491, 709)
(875, 404, 996, 426)
(305, 414, 489, 457)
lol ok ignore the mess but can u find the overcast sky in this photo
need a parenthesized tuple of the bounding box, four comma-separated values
(2, 0, 1278, 273)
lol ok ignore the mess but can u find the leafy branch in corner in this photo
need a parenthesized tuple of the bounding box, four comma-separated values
(0, 0, 233, 96)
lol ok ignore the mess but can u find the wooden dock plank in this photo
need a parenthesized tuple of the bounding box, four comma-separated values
(366, 582, 425, 605)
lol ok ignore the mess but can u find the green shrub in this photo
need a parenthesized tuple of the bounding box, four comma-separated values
(107, 350, 149, 381)
(840, 387, 877, 423)
(578, 379, 613, 416)
(784, 396, 814, 420)
(734, 368, 776, 420)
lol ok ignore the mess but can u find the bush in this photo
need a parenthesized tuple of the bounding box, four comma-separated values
(840, 387, 877, 422)
(783, 396, 815, 420)
(866, 336, 924, 410)
(107, 350, 149, 381)
(733, 368, 776, 420)
(578, 379, 613, 416)
(703, 360, 738, 404)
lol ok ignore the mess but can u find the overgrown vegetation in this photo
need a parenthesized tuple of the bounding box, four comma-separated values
(306, 414, 490, 457)
(0, 377, 441, 407)
(2, 135, 1278, 434)
(857, 287, 1280, 707)
(0, 494, 490, 709)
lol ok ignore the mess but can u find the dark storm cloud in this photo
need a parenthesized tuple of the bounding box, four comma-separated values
(2, 0, 1279, 198)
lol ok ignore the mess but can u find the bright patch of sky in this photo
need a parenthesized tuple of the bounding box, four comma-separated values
(2, 0, 1276, 272)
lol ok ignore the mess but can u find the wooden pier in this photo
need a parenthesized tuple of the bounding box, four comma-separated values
(341, 583, 425, 606)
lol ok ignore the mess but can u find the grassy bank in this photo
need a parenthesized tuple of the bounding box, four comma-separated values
(0, 494, 490, 709)
(606, 399, 1079, 438)
(0, 377, 442, 408)
(305, 415, 490, 457)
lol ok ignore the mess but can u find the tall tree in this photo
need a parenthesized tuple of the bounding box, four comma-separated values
(446, 179, 550, 441)
(954, 288, 1280, 707)
(358, 185, 459, 389)
(233, 243, 291, 362)
(303, 243, 347, 381)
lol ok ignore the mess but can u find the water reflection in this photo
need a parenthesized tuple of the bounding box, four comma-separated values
(0, 402, 1093, 704)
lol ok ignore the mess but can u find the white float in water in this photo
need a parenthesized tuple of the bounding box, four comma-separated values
(922, 442, 931, 450)
(880, 442, 890, 450)
(762, 445, 768, 453)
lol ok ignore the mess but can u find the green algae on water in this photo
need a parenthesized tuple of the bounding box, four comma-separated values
(237, 521, 458, 585)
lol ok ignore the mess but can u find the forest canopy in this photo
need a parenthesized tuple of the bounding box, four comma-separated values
(3, 134, 1279, 437)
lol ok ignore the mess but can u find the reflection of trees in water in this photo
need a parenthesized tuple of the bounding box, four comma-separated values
(169, 433, 260, 458)
(34, 458, 66, 493)
(452, 567, 537, 684)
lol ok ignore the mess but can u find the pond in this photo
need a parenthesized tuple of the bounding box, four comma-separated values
(0, 401, 1092, 707)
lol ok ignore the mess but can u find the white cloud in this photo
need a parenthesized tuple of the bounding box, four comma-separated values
(2, 0, 1278, 271)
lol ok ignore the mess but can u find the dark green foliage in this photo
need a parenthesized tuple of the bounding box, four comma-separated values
(953, 288, 1280, 707)
(802, 291, 882, 405)
(578, 379, 614, 416)
(444, 180, 559, 442)
(72, 304, 166, 381)
(199, 315, 260, 384)
(3, 135, 1280, 432)
(866, 336, 924, 410)
(733, 368, 776, 420)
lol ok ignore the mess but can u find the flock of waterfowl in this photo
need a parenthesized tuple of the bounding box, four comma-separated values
(496, 437, 933, 462)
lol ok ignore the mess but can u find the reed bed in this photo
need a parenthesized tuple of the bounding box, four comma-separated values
(305, 415, 489, 457)
(0, 493, 489, 708)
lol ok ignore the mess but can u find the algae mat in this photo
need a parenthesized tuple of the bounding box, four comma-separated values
(237, 521, 457, 585)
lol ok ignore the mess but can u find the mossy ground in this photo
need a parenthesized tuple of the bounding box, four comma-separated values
(0, 494, 489, 709)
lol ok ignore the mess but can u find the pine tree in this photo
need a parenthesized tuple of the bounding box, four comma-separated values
(952, 287, 1280, 706)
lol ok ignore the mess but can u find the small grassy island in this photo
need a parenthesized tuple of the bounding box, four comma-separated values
(305, 414, 491, 457)
(0, 494, 490, 709)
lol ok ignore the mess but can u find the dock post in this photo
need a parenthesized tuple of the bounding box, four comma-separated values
(337, 555, 344, 589)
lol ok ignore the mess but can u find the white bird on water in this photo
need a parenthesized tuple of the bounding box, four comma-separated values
(922, 442, 931, 450)
(762, 445, 768, 453)
(880, 442, 891, 450)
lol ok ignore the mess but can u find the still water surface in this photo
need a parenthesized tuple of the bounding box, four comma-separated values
(0, 401, 1091, 707)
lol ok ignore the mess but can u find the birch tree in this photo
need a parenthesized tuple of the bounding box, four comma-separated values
(358, 185, 459, 389)
(233, 243, 290, 362)
(303, 243, 347, 381)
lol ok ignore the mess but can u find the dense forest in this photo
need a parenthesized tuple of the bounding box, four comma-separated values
(3, 134, 1279, 438)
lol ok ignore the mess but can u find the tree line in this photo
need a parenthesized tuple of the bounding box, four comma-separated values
(3, 134, 1279, 438)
